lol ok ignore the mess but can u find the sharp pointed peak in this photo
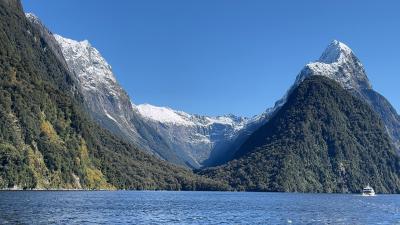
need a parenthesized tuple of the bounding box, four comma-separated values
(319, 40, 354, 64)
(295, 39, 371, 90)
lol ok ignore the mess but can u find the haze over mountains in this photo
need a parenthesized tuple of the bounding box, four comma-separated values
(0, 0, 398, 193)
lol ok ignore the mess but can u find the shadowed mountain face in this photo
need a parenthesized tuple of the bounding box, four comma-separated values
(201, 76, 400, 193)
(0, 0, 228, 190)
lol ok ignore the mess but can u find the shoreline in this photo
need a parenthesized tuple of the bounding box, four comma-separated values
(0, 188, 114, 191)
(1, 189, 397, 195)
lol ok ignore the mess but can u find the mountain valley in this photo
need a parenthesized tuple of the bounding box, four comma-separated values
(0, 0, 399, 193)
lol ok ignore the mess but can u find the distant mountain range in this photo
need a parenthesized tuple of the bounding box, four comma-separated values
(0, 0, 398, 193)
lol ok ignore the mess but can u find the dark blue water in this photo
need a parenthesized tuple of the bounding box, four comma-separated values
(0, 191, 399, 224)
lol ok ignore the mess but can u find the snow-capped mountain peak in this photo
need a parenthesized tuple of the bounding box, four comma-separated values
(319, 40, 353, 64)
(262, 40, 372, 126)
(295, 40, 371, 90)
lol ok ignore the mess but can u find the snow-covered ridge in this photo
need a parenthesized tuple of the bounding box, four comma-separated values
(54, 34, 117, 92)
(137, 104, 194, 126)
(136, 104, 247, 130)
(53, 33, 247, 130)
(25, 13, 40, 24)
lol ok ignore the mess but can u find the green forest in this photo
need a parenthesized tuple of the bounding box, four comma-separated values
(0, 0, 228, 191)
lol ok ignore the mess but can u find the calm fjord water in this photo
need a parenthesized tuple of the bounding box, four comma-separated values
(0, 191, 399, 224)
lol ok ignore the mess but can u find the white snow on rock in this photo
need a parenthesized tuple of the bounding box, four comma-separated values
(136, 103, 247, 130)
(104, 110, 118, 123)
(295, 40, 371, 90)
(319, 40, 353, 64)
(54, 34, 117, 93)
(25, 13, 40, 24)
(137, 104, 195, 126)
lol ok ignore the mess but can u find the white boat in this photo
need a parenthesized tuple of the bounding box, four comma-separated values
(362, 184, 375, 196)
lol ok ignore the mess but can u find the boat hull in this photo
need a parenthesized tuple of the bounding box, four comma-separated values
(362, 193, 376, 196)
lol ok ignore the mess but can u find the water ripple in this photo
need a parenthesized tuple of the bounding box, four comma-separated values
(0, 191, 399, 224)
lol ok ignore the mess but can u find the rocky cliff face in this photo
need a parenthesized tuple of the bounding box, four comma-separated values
(296, 40, 371, 90)
(52, 34, 189, 166)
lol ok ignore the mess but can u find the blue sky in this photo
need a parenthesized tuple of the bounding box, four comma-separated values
(22, 0, 400, 117)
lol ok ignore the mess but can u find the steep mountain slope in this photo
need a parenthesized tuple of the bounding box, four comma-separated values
(25, 13, 70, 74)
(212, 40, 400, 166)
(49, 29, 248, 168)
(0, 0, 227, 190)
(51, 34, 188, 166)
(295, 40, 400, 153)
(202, 76, 400, 193)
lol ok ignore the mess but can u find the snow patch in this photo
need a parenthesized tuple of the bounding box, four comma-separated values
(137, 104, 195, 126)
(136, 104, 247, 131)
(25, 13, 40, 24)
(105, 111, 118, 123)
(53, 34, 117, 93)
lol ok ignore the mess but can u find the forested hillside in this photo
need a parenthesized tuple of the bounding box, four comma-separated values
(0, 0, 227, 191)
(201, 76, 400, 193)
